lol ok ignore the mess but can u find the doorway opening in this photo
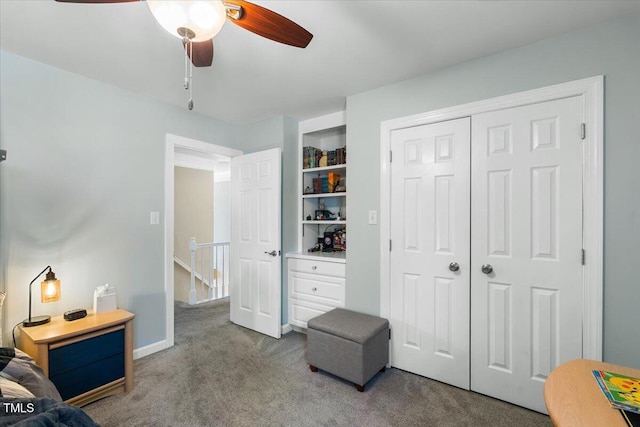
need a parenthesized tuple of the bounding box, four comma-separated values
(173, 148, 231, 305)
(164, 134, 242, 349)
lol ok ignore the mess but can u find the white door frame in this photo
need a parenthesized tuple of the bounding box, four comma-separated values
(164, 134, 242, 350)
(380, 76, 604, 362)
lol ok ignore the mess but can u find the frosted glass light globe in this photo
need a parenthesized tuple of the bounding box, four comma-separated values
(147, 0, 227, 42)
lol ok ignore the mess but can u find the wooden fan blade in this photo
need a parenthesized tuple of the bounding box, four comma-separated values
(55, 0, 138, 3)
(225, 1, 313, 48)
(182, 39, 214, 68)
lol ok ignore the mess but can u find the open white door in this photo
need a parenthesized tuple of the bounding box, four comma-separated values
(230, 148, 281, 338)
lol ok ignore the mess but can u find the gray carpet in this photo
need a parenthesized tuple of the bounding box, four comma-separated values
(83, 299, 551, 426)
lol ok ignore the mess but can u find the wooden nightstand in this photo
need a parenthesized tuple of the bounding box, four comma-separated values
(18, 308, 134, 407)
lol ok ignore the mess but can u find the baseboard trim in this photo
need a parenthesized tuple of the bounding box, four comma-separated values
(133, 340, 171, 360)
(292, 325, 307, 334)
(281, 323, 293, 334)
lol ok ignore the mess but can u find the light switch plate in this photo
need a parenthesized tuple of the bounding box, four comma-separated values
(150, 211, 160, 225)
(368, 210, 377, 225)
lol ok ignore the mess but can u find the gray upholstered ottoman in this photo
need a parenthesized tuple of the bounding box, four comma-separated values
(306, 308, 389, 392)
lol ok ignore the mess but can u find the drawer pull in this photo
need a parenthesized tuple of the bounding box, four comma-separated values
(311, 266, 317, 270)
(312, 287, 318, 292)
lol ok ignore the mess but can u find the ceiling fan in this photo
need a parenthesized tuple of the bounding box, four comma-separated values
(55, 0, 313, 67)
(55, 0, 313, 109)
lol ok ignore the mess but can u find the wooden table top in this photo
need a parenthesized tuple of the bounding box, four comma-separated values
(544, 359, 640, 427)
(19, 308, 134, 344)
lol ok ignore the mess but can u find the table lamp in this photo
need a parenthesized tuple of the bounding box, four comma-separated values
(23, 266, 61, 327)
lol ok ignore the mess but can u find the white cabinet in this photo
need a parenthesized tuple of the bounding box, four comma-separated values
(287, 254, 345, 329)
(287, 111, 347, 330)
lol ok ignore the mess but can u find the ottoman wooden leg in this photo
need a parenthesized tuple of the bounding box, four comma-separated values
(309, 365, 318, 372)
(356, 384, 365, 392)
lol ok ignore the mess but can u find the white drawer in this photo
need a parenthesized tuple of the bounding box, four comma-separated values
(289, 298, 337, 328)
(290, 272, 344, 304)
(288, 258, 345, 278)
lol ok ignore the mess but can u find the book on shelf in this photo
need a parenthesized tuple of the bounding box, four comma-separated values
(312, 177, 322, 194)
(303, 146, 322, 169)
(303, 146, 346, 169)
(592, 370, 640, 416)
(327, 150, 337, 166)
(337, 147, 346, 165)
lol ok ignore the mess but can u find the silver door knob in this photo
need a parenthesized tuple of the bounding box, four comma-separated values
(449, 262, 460, 272)
(264, 250, 277, 257)
(481, 264, 493, 274)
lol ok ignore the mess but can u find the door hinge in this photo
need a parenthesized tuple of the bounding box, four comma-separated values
(389, 240, 392, 251)
(581, 123, 586, 140)
(390, 151, 393, 162)
(581, 248, 586, 265)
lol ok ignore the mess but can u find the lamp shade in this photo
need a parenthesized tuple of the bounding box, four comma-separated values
(41, 278, 61, 303)
(23, 266, 61, 327)
(147, 0, 227, 42)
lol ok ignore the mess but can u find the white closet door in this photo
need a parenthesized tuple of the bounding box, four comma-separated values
(470, 96, 584, 412)
(389, 117, 471, 390)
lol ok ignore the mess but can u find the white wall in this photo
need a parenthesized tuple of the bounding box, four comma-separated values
(0, 50, 243, 348)
(345, 14, 640, 368)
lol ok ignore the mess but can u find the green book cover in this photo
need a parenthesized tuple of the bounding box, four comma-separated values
(599, 370, 640, 414)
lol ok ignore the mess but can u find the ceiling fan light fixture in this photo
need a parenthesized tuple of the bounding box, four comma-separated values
(147, 0, 227, 42)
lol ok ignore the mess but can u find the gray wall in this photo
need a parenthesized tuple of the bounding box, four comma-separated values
(345, 14, 640, 368)
(213, 180, 230, 243)
(0, 50, 299, 348)
(281, 116, 299, 325)
(0, 51, 243, 348)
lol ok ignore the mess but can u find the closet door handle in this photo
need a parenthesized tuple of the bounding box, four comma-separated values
(449, 262, 460, 272)
(481, 264, 493, 274)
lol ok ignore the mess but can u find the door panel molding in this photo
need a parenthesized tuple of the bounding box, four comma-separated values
(380, 76, 604, 365)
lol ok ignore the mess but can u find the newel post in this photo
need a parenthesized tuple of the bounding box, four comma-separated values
(189, 238, 197, 305)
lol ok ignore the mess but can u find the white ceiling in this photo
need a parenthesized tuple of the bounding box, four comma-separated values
(1, 1, 639, 124)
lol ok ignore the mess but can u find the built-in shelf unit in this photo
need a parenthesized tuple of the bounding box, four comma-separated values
(287, 111, 347, 330)
(297, 111, 347, 255)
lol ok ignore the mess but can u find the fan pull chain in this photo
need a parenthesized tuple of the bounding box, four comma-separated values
(183, 38, 194, 111)
(184, 39, 189, 91)
(188, 41, 194, 111)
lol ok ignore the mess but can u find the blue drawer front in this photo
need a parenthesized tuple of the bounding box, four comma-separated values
(50, 353, 124, 400)
(49, 329, 124, 377)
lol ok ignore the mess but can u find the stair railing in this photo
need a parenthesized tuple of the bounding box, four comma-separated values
(188, 238, 230, 305)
